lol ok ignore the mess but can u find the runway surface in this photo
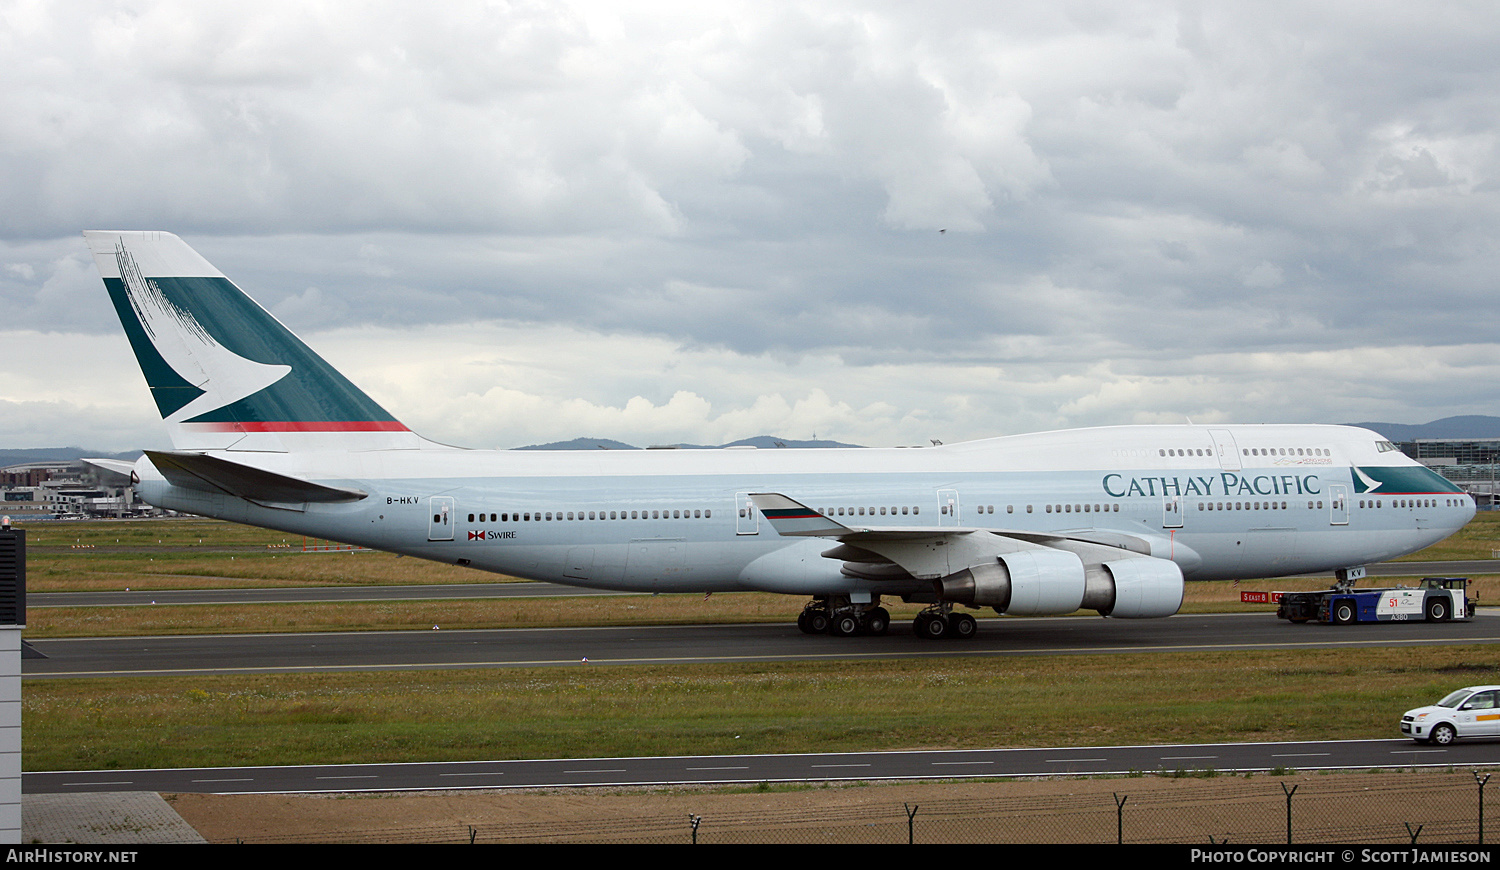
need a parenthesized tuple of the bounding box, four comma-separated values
(26, 559, 1497, 609)
(25, 737, 1500, 795)
(22, 559, 1500, 796)
(22, 610, 1500, 678)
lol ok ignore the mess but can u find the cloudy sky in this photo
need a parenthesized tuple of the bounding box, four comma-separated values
(3, 1, 1498, 452)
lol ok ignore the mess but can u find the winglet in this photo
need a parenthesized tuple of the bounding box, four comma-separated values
(748, 493, 854, 537)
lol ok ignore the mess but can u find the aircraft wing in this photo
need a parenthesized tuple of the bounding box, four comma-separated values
(750, 492, 1082, 580)
(145, 450, 368, 507)
(748, 492, 1185, 618)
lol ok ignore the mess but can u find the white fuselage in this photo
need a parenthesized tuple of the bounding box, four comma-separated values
(132, 423, 1474, 597)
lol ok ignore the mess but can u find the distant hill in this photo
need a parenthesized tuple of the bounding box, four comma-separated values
(14, 417, 1498, 461)
(1345, 416, 1500, 441)
(681, 436, 864, 450)
(514, 438, 642, 451)
(516, 435, 863, 450)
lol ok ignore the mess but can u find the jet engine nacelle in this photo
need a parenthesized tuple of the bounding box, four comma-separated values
(937, 548, 1184, 618)
(936, 549, 1086, 615)
(1082, 557, 1184, 618)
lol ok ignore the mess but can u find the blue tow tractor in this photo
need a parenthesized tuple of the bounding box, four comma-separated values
(1275, 577, 1475, 625)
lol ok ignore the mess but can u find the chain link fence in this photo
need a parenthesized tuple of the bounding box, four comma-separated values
(200, 770, 1500, 844)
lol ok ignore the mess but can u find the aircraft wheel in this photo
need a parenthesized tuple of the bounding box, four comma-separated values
(801, 610, 829, 635)
(915, 613, 948, 640)
(830, 613, 861, 637)
(863, 607, 890, 637)
(949, 612, 977, 640)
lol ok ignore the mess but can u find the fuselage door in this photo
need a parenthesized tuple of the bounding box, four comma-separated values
(735, 491, 760, 535)
(1329, 484, 1349, 525)
(938, 489, 960, 527)
(564, 547, 594, 581)
(1162, 494, 1184, 529)
(428, 496, 455, 541)
(1209, 429, 1241, 471)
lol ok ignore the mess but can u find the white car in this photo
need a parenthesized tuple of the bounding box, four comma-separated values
(1401, 686, 1500, 745)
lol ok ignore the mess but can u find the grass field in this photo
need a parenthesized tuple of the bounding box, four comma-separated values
(16, 512, 1500, 772)
(19, 517, 490, 591)
(20, 510, 1500, 593)
(16, 512, 1500, 637)
(24, 646, 1500, 771)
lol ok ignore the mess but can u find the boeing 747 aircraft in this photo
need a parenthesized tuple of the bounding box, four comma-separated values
(82, 231, 1476, 639)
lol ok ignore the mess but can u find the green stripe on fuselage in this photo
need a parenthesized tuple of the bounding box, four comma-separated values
(1353, 465, 1462, 494)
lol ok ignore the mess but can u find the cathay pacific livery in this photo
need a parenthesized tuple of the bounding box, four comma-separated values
(82, 231, 1476, 639)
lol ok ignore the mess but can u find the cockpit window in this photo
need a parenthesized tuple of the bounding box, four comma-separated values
(1376, 440, 1400, 453)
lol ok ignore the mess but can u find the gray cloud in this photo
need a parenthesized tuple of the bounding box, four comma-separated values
(3, 1, 1499, 451)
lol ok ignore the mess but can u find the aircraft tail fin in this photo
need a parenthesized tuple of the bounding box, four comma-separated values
(84, 231, 422, 453)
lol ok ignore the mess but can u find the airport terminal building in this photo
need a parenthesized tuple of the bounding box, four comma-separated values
(1400, 439, 1500, 508)
(0, 460, 148, 520)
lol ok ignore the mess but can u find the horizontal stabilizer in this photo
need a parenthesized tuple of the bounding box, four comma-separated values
(80, 458, 138, 479)
(145, 450, 368, 505)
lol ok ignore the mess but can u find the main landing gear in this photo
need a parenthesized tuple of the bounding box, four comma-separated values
(912, 605, 977, 640)
(796, 598, 978, 640)
(797, 598, 890, 636)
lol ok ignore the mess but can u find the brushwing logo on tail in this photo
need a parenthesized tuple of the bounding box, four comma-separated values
(92, 231, 408, 439)
(114, 240, 291, 424)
